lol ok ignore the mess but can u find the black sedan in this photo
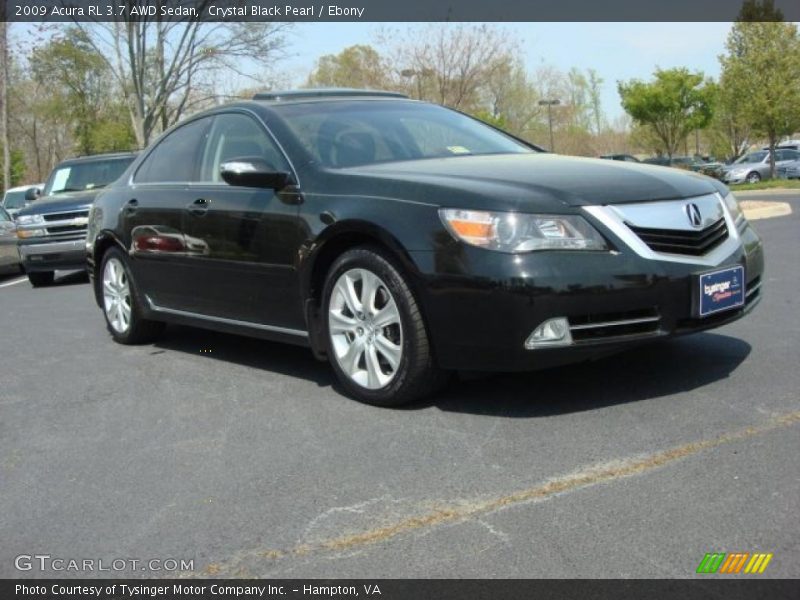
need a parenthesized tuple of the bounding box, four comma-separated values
(87, 89, 763, 406)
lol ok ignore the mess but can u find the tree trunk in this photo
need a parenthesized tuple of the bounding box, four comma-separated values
(768, 134, 777, 179)
(0, 21, 10, 192)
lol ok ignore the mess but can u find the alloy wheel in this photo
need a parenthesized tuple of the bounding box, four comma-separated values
(328, 268, 403, 389)
(103, 257, 132, 334)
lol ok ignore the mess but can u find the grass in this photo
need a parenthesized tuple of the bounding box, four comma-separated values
(730, 179, 800, 191)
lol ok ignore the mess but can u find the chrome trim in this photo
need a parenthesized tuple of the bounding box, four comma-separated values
(746, 281, 762, 298)
(583, 193, 741, 267)
(145, 296, 309, 338)
(18, 238, 85, 257)
(569, 316, 661, 331)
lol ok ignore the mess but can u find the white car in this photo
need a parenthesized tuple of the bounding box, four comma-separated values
(1, 183, 44, 219)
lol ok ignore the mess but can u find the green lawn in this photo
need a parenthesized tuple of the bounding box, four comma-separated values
(730, 179, 800, 191)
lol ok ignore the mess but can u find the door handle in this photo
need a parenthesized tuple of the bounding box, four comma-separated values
(124, 198, 138, 214)
(186, 198, 209, 216)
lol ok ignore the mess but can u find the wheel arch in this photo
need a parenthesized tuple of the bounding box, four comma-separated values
(300, 220, 428, 360)
(90, 231, 128, 307)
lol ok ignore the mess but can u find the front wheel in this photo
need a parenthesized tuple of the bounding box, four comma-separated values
(100, 247, 164, 344)
(746, 171, 761, 184)
(323, 247, 447, 406)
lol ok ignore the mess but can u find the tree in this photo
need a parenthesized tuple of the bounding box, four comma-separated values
(392, 24, 516, 112)
(73, 14, 291, 146)
(1, 20, 10, 192)
(719, 17, 800, 176)
(31, 28, 135, 155)
(307, 45, 394, 91)
(587, 69, 605, 135)
(707, 81, 750, 161)
(618, 68, 714, 160)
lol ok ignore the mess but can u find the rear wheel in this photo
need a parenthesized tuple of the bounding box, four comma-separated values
(746, 171, 761, 184)
(323, 246, 447, 406)
(100, 247, 164, 344)
(28, 271, 54, 287)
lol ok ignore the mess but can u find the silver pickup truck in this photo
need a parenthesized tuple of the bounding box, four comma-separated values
(15, 152, 136, 287)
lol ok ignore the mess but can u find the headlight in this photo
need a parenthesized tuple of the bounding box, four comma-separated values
(722, 192, 746, 226)
(16, 214, 44, 226)
(439, 209, 608, 252)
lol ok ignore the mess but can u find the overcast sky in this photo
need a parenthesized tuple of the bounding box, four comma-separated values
(280, 22, 734, 120)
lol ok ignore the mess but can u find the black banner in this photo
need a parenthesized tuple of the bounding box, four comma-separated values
(4, 0, 800, 23)
(3, 579, 799, 600)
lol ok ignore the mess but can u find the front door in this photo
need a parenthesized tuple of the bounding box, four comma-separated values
(180, 112, 306, 328)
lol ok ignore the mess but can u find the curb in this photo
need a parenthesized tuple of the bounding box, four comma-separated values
(740, 201, 792, 220)
(735, 189, 799, 197)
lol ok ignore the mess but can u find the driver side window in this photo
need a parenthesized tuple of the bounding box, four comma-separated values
(200, 113, 289, 183)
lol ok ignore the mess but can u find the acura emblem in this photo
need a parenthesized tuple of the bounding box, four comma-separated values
(685, 203, 703, 228)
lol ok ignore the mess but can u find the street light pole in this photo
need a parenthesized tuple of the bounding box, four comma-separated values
(538, 99, 560, 152)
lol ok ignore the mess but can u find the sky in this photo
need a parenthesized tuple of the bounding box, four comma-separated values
(278, 22, 734, 120)
(12, 21, 735, 121)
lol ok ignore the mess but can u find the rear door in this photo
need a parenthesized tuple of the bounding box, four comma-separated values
(124, 116, 213, 310)
(0, 207, 17, 269)
(179, 111, 306, 328)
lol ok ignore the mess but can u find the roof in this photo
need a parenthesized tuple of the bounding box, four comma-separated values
(252, 88, 408, 102)
(57, 151, 138, 165)
(4, 183, 44, 194)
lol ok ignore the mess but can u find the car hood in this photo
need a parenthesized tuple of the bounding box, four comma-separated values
(338, 154, 726, 209)
(15, 189, 100, 217)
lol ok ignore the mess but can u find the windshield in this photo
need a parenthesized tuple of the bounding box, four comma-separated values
(43, 157, 134, 196)
(2, 190, 28, 209)
(735, 151, 767, 165)
(273, 101, 535, 168)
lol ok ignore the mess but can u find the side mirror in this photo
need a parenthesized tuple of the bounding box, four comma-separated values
(24, 187, 41, 201)
(220, 157, 292, 190)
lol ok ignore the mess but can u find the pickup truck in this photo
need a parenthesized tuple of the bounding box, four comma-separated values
(15, 152, 136, 287)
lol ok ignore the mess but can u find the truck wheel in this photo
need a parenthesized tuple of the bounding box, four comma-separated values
(28, 271, 54, 287)
(323, 246, 448, 407)
(100, 247, 164, 344)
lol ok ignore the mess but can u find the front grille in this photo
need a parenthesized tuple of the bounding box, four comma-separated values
(627, 217, 728, 256)
(569, 308, 661, 343)
(43, 210, 87, 222)
(41, 209, 89, 239)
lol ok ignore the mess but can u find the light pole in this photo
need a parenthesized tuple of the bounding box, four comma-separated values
(538, 99, 560, 152)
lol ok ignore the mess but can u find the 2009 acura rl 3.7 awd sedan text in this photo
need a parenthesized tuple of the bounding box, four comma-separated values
(87, 89, 763, 406)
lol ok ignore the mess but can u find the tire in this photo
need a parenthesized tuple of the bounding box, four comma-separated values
(28, 271, 54, 287)
(746, 171, 761, 184)
(322, 246, 448, 406)
(99, 247, 164, 344)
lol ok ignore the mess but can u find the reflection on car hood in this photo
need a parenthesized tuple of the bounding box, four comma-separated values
(343, 153, 726, 207)
(14, 190, 100, 217)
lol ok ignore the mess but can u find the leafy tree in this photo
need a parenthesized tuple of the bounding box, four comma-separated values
(707, 81, 750, 161)
(719, 18, 800, 176)
(31, 28, 135, 155)
(618, 68, 714, 160)
(307, 45, 394, 91)
(587, 69, 605, 135)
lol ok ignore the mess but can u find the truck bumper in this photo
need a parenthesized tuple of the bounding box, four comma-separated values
(19, 238, 87, 272)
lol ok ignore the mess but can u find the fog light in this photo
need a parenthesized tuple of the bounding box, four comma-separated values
(525, 317, 572, 349)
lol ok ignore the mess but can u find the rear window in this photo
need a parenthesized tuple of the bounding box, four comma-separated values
(2, 190, 27, 209)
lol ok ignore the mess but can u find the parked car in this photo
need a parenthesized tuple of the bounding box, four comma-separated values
(87, 89, 763, 406)
(776, 158, 800, 179)
(722, 148, 800, 184)
(599, 154, 640, 162)
(0, 206, 22, 274)
(1, 183, 43, 219)
(15, 152, 137, 287)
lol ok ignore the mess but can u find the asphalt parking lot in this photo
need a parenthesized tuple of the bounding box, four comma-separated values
(1, 198, 798, 579)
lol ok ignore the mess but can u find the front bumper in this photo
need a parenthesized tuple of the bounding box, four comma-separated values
(18, 238, 87, 272)
(409, 214, 764, 372)
(723, 173, 749, 185)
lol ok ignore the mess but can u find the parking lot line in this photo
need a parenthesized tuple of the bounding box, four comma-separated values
(0, 276, 27, 288)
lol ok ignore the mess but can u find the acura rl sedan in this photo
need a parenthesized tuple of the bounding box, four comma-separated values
(86, 89, 763, 406)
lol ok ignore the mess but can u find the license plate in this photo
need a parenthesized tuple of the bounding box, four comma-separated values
(698, 266, 745, 317)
